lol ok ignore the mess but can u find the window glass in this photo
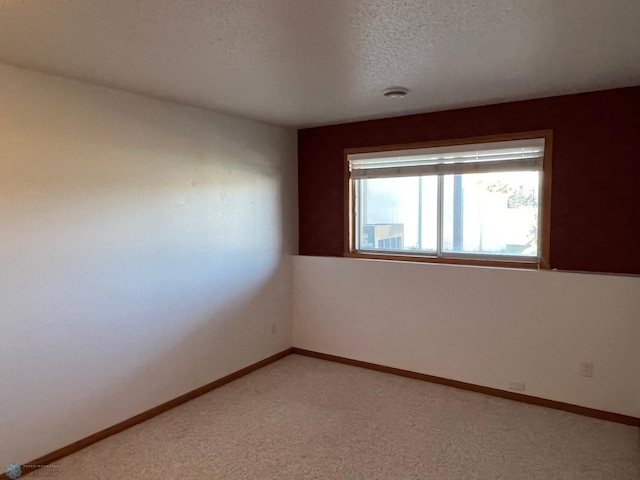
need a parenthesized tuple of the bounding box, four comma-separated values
(357, 176, 438, 252)
(441, 172, 539, 256)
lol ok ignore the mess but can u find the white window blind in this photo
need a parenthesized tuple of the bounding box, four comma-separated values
(349, 138, 545, 179)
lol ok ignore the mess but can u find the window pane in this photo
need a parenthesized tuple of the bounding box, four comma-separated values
(442, 171, 539, 256)
(357, 176, 437, 252)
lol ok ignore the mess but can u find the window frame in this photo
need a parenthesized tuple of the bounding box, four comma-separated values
(344, 130, 553, 269)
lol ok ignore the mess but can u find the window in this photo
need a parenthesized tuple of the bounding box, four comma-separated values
(345, 132, 552, 269)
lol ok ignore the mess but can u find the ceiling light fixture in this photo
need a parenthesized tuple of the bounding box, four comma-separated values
(383, 87, 409, 98)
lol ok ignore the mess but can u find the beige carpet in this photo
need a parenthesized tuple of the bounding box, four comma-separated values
(26, 354, 640, 479)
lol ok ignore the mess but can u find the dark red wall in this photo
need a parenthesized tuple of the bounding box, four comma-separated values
(298, 87, 640, 275)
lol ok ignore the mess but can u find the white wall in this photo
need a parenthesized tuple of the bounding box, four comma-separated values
(292, 256, 640, 418)
(0, 64, 297, 466)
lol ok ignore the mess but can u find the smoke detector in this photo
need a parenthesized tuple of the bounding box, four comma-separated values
(383, 87, 409, 98)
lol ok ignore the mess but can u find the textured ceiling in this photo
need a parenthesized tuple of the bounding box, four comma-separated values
(0, 1, 639, 127)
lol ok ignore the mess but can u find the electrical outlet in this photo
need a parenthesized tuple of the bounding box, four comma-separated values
(508, 381, 525, 391)
(271, 323, 277, 334)
(580, 361, 594, 378)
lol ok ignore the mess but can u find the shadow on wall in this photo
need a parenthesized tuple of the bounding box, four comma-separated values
(60, 259, 291, 435)
(0, 164, 293, 466)
(0, 63, 297, 467)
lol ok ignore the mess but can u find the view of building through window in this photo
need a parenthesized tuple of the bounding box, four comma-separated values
(357, 171, 539, 257)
